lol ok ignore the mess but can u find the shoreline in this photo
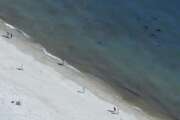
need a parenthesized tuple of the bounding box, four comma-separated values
(0, 19, 172, 120)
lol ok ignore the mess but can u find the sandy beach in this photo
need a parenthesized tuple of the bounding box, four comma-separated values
(0, 19, 169, 120)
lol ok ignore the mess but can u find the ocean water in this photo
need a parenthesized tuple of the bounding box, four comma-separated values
(0, 0, 179, 119)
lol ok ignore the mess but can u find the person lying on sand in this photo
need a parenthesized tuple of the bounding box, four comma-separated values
(57, 60, 65, 66)
(16, 64, 24, 71)
(77, 87, 86, 94)
(107, 106, 119, 115)
(2, 32, 12, 39)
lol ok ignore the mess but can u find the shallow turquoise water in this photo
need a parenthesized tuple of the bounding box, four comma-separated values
(0, 0, 179, 119)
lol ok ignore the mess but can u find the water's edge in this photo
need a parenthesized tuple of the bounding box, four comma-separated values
(0, 1, 179, 119)
(0, 19, 173, 120)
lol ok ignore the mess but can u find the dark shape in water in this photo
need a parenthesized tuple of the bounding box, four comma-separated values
(149, 33, 158, 38)
(143, 25, 149, 30)
(123, 86, 141, 97)
(156, 28, 161, 32)
(97, 41, 104, 46)
(152, 16, 158, 21)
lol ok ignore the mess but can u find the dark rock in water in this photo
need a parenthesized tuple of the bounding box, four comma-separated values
(150, 33, 157, 38)
(143, 25, 149, 30)
(156, 28, 161, 32)
(97, 41, 104, 45)
(152, 16, 158, 21)
(11, 101, 15, 103)
(123, 87, 141, 97)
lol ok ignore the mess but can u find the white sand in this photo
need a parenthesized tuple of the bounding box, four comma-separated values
(0, 19, 166, 120)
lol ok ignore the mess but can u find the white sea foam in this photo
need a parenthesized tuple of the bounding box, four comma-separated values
(3, 21, 30, 38)
(42, 47, 81, 73)
(5, 23, 16, 29)
(17, 29, 30, 38)
(42, 47, 63, 62)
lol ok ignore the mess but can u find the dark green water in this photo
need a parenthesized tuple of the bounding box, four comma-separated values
(0, 0, 179, 119)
